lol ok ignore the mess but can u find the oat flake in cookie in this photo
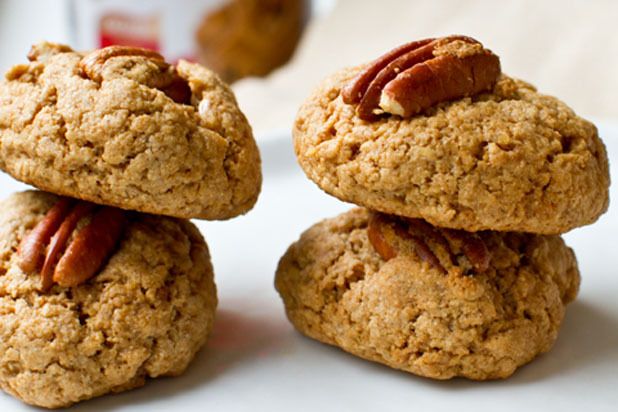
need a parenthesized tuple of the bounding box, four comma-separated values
(0, 41, 261, 220)
(293, 36, 609, 234)
(275, 208, 580, 380)
(0, 191, 217, 408)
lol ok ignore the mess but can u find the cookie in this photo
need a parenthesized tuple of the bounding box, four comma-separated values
(196, 0, 308, 83)
(293, 38, 609, 234)
(0, 41, 261, 220)
(275, 208, 580, 380)
(0, 191, 217, 408)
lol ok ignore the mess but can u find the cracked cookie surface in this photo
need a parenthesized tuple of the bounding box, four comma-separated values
(293, 68, 609, 234)
(275, 208, 580, 380)
(0, 41, 261, 220)
(0, 191, 217, 408)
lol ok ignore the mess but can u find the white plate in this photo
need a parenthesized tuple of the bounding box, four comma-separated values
(1, 121, 618, 411)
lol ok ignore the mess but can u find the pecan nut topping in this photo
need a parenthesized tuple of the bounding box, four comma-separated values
(367, 211, 490, 275)
(54, 206, 128, 287)
(79, 45, 192, 105)
(17, 196, 75, 273)
(342, 35, 501, 121)
(17, 198, 128, 292)
(40, 200, 95, 291)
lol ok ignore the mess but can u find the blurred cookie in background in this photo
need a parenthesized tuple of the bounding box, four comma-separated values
(196, 0, 309, 83)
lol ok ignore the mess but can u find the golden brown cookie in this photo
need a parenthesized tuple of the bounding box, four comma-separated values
(196, 0, 308, 83)
(275, 208, 580, 380)
(0, 41, 261, 220)
(0, 191, 217, 408)
(293, 38, 609, 234)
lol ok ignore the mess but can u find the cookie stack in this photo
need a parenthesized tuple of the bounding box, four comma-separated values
(0, 42, 261, 407)
(276, 36, 609, 379)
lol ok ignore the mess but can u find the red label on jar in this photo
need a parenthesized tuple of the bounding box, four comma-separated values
(99, 13, 161, 51)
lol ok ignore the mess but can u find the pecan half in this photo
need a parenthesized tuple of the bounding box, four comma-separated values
(79, 45, 191, 104)
(367, 212, 399, 261)
(17, 197, 75, 273)
(40, 201, 96, 291)
(17, 198, 128, 292)
(54, 207, 128, 287)
(367, 211, 490, 275)
(442, 229, 490, 273)
(368, 212, 445, 274)
(342, 35, 501, 121)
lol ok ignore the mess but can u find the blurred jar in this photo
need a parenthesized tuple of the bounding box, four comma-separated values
(71, 0, 309, 83)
